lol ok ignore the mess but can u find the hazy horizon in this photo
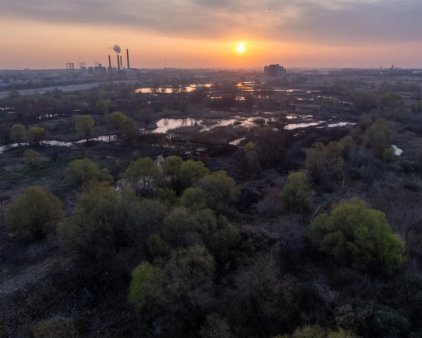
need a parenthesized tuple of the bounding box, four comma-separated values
(1, 0, 421, 69)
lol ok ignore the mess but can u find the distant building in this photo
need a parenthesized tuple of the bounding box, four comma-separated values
(264, 64, 287, 78)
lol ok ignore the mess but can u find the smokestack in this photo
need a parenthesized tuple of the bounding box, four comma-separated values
(108, 55, 111, 69)
(126, 49, 130, 69)
(117, 55, 120, 70)
(120, 55, 123, 69)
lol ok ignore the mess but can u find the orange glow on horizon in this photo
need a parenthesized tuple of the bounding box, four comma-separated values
(0, 17, 421, 69)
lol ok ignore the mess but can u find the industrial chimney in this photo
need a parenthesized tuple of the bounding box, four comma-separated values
(120, 55, 123, 69)
(117, 55, 120, 70)
(126, 49, 130, 69)
(108, 55, 112, 69)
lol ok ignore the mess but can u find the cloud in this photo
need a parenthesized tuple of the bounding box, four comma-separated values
(0, 0, 421, 43)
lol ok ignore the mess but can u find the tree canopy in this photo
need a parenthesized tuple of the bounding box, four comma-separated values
(309, 199, 405, 274)
(5, 186, 63, 241)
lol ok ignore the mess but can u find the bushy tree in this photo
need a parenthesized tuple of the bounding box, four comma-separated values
(108, 112, 139, 140)
(364, 119, 395, 158)
(180, 159, 210, 188)
(120, 117, 139, 141)
(280, 172, 315, 213)
(10, 123, 27, 143)
(59, 184, 166, 266)
(305, 142, 344, 190)
(180, 187, 208, 211)
(123, 157, 163, 196)
(28, 126, 46, 144)
(108, 111, 128, 130)
(162, 207, 217, 247)
(64, 158, 113, 186)
(5, 186, 63, 241)
(75, 115, 94, 140)
(128, 245, 215, 334)
(23, 149, 42, 169)
(309, 199, 405, 274)
(196, 171, 237, 211)
(128, 262, 164, 311)
(162, 155, 184, 179)
(162, 156, 210, 193)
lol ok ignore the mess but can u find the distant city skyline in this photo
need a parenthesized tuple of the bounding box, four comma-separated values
(0, 0, 421, 69)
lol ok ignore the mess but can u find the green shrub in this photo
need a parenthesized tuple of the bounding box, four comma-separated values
(10, 123, 27, 143)
(364, 119, 395, 158)
(64, 158, 113, 186)
(280, 172, 315, 213)
(59, 184, 166, 266)
(180, 159, 210, 188)
(196, 171, 237, 211)
(123, 157, 163, 196)
(74, 115, 94, 139)
(108, 111, 128, 130)
(23, 149, 42, 169)
(128, 246, 215, 334)
(120, 117, 139, 140)
(309, 199, 405, 274)
(128, 262, 164, 311)
(180, 187, 208, 210)
(162, 207, 217, 246)
(28, 126, 46, 143)
(5, 186, 63, 241)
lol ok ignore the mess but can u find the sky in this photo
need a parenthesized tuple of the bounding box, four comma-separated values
(0, 0, 421, 69)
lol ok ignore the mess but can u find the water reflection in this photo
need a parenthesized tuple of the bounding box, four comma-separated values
(229, 137, 246, 146)
(0, 135, 118, 154)
(135, 84, 212, 94)
(154, 118, 203, 133)
(153, 116, 278, 134)
(284, 122, 324, 130)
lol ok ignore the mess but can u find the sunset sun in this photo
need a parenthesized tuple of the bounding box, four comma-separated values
(236, 42, 246, 54)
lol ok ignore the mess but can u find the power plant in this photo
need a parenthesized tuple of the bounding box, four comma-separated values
(69, 44, 133, 73)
